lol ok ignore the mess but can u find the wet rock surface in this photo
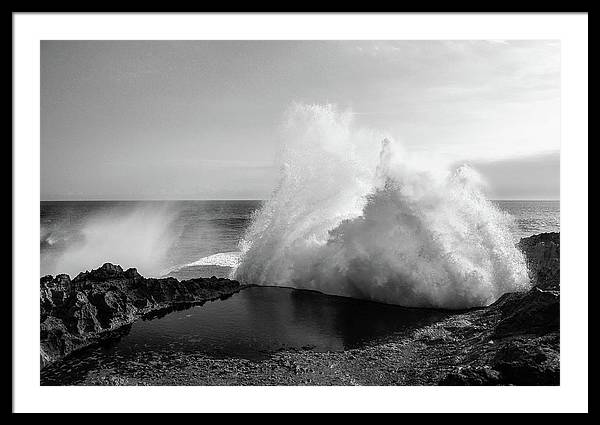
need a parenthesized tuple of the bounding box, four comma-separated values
(40, 232, 560, 385)
(517, 232, 559, 290)
(40, 263, 246, 368)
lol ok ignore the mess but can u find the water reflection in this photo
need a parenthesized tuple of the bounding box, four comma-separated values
(41, 286, 450, 385)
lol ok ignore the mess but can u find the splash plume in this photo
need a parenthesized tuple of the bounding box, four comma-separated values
(235, 104, 530, 308)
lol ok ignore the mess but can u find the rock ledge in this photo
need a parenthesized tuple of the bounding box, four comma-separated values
(40, 263, 245, 368)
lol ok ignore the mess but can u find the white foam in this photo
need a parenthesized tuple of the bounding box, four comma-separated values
(235, 104, 530, 309)
(161, 251, 242, 276)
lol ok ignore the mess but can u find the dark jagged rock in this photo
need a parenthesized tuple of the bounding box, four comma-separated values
(40, 263, 246, 368)
(491, 232, 561, 339)
(437, 232, 560, 385)
(491, 335, 560, 385)
(491, 287, 559, 338)
(439, 366, 501, 386)
(517, 232, 560, 290)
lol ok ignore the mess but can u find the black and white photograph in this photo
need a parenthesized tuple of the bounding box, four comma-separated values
(13, 13, 588, 413)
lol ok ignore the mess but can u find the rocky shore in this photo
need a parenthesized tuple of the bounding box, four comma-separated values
(40, 232, 559, 385)
(40, 264, 247, 368)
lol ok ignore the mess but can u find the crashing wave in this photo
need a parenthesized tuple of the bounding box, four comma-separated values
(234, 104, 530, 309)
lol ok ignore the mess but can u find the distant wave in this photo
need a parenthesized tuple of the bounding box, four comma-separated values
(40, 227, 82, 250)
(161, 251, 242, 276)
(41, 225, 59, 247)
(41, 233, 57, 247)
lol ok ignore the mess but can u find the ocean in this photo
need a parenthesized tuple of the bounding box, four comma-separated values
(39, 199, 560, 381)
(40, 200, 559, 280)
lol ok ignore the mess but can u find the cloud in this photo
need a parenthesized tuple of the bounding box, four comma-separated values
(465, 151, 560, 199)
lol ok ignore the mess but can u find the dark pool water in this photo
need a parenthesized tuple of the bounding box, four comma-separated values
(41, 286, 449, 385)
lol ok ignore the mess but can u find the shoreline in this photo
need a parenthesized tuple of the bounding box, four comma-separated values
(40, 232, 560, 385)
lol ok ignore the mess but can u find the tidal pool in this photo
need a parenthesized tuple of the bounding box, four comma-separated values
(41, 286, 449, 385)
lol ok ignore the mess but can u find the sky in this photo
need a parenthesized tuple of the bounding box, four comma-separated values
(41, 40, 560, 200)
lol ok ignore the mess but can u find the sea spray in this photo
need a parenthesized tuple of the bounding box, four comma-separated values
(50, 203, 180, 278)
(234, 104, 530, 308)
